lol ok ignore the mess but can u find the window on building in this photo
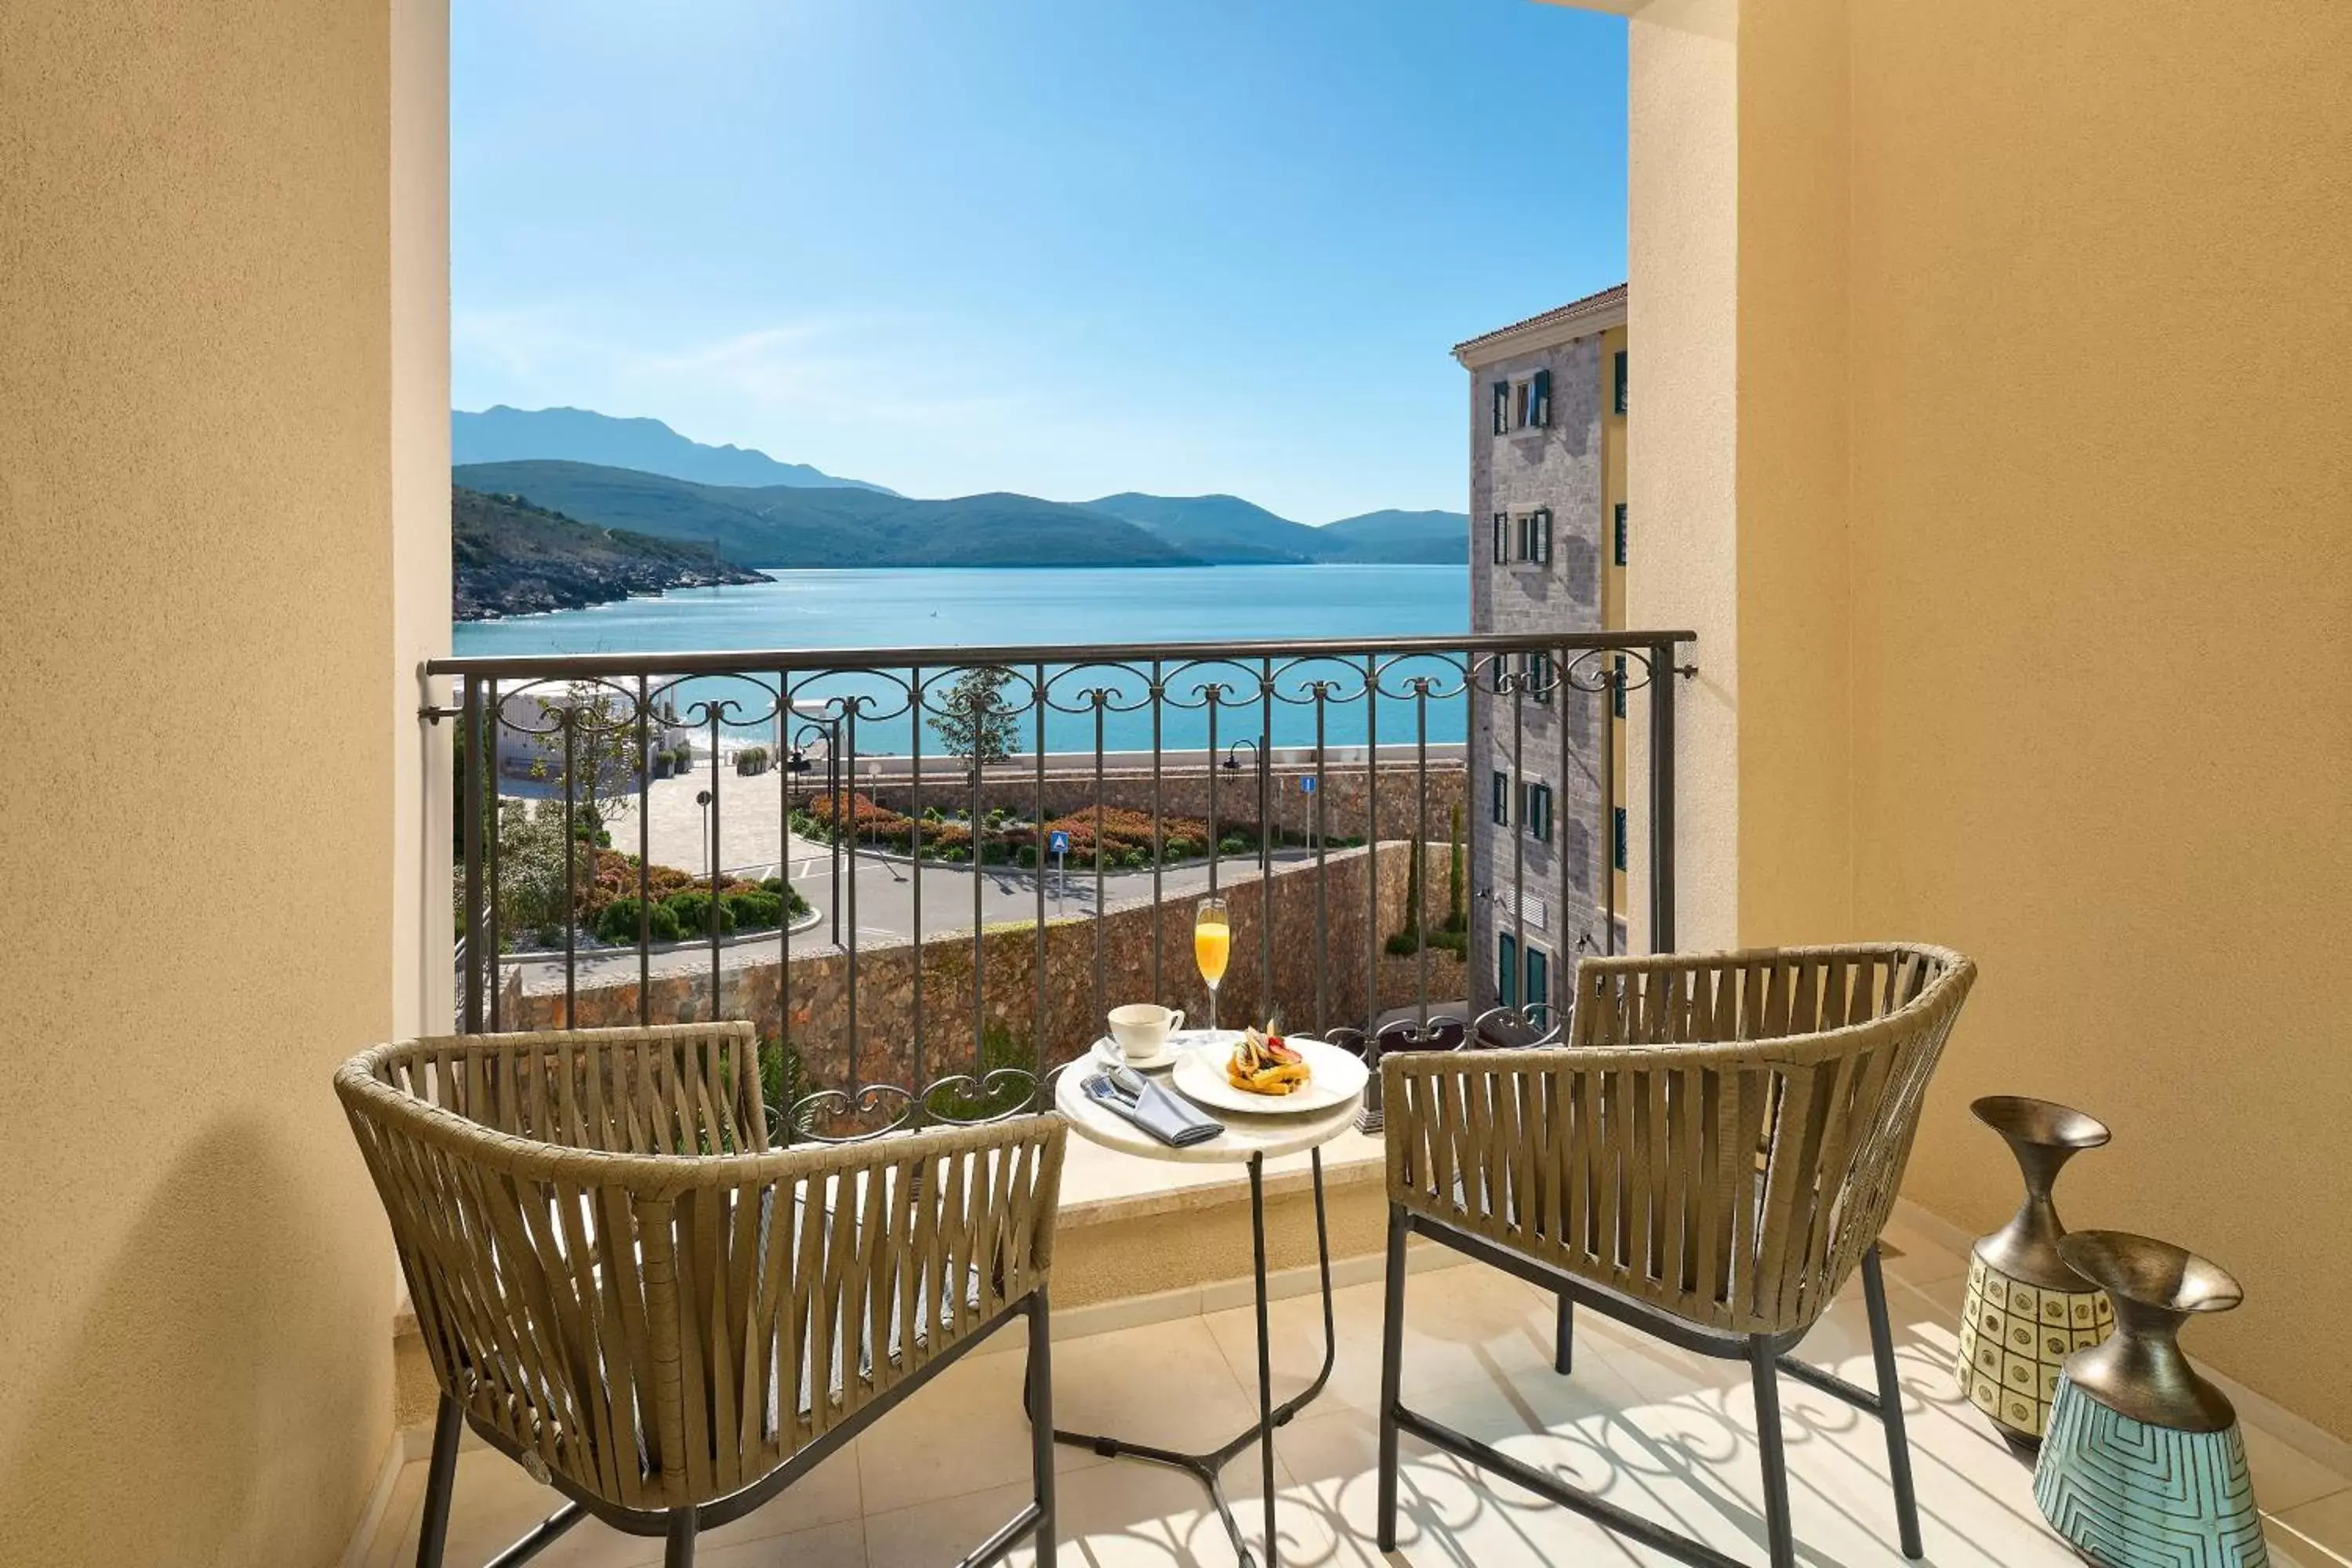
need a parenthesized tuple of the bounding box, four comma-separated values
(1497, 930, 1519, 1008)
(1512, 508, 1552, 564)
(1491, 512, 1509, 565)
(1613, 806, 1628, 872)
(1612, 652, 1628, 719)
(1491, 769, 1511, 826)
(1513, 368, 1551, 430)
(1522, 651, 1552, 706)
(1495, 370, 1553, 437)
(1613, 350, 1628, 416)
(1523, 780, 1553, 842)
(1614, 502, 1628, 567)
(1525, 945, 1549, 1011)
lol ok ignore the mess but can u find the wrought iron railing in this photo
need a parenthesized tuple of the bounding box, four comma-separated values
(426, 630, 1693, 1142)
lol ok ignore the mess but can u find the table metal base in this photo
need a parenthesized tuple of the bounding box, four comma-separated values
(1045, 1149, 1335, 1568)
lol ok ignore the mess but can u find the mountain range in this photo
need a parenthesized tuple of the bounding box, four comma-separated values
(449, 406, 1468, 569)
(455, 406, 898, 494)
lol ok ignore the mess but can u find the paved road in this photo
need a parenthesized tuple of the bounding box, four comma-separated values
(506, 847, 1324, 987)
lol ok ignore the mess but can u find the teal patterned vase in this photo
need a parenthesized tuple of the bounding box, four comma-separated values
(2032, 1232, 2267, 1568)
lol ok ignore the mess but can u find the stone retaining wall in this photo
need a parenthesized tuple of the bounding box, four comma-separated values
(509, 844, 1467, 1108)
(855, 760, 1466, 847)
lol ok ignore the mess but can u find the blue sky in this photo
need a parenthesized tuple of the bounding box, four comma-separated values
(452, 0, 1626, 521)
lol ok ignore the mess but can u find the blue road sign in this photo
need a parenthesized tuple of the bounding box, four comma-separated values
(1047, 829, 1071, 855)
(1300, 775, 1316, 794)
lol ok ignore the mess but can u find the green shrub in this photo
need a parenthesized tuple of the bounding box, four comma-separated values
(1385, 929, 1422, 957)
(1017, 844, 1038, 867)
(1163, 837, 1197, 861)
(724, 889, 784, 930)
(663, 890, 735, 936)
(942, 846, 969, 864)
(598, 896, 683, 945)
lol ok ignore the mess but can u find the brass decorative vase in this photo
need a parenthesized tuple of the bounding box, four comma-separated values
(1958, 1095, 2114, 1446)
(2033, 1232, 2267, 1568)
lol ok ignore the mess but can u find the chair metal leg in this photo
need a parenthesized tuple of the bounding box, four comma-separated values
(416, 1394, 461, 1568)
(1376, 1203, 1409, 1553)
(1863, 1247, 1925, 1559)
(1027, 1288, 1058, 1568)
(662, 1508, 695, 1568)
(1554, 1295, 1574, 1375)
(1748, 1337, 1796, 1568)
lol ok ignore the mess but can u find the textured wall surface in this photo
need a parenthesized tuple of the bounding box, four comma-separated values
(860, 760, 1466, 848)
(514, 845, 1462, 1091)
(1626, 0, 2352, 1439)
(1467, 336, 1615, 1005)
(1834, 0, 2352, 1441)
(0, 1, 403, 1561)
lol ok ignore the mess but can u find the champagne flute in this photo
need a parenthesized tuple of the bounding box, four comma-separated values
(1194, 895, 1231, 1032)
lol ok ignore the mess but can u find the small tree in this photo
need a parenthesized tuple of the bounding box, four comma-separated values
(931, 666, 1022, 771)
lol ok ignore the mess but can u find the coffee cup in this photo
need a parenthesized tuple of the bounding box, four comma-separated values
(1107, 1003, 1185, 1067)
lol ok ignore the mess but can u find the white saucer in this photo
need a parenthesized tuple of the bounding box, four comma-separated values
(1087, 1028, 1232, 1073)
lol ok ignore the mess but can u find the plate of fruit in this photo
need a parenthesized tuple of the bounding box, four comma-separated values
(1168, 1024, 1370, 1116)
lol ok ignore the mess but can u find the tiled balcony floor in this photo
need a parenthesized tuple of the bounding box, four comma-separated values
(359, 1219, 2351, 1567)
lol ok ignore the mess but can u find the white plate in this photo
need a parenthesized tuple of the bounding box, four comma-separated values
(1168, 1034, 1369, 1116)
(1086, 1029, 1223, 1073)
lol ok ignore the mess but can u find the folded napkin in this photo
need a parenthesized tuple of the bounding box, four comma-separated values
(1082, 1070, 1225, 1148)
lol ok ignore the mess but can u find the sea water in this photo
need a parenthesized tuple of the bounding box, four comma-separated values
(450, 564, 1472, 754)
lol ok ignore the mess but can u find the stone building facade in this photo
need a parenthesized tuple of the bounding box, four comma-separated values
(1455, 285, 1629, 1020)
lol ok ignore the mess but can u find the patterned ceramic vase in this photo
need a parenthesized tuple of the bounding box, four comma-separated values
(1958, 1095, 2114, 1446)
(2033, 1231, 2266, 1568)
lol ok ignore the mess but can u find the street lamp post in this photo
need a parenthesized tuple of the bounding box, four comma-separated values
(789, 718, 844, 946)
(1222, 739, 1266, 877)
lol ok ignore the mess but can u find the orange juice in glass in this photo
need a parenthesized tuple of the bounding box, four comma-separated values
(1194, 895, 1231, 1030)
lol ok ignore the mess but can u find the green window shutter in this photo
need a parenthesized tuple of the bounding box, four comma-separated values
(1498, 931, 1519, 1008)
(1612, 653, 1628, 719)
(1526, 946, 1548, 1008)
(1613, 350, 1628, 416)
(1531, 368, 1552, 426)
(1492, 512, 1509, 564)
(1492, 381, 1510, 435)
(1491, 769, 1510, 825)
(1613, 806, 1628, 872)
(1535, 783, 1552, 842)
(1534, 507, 1552, 564)
(1613, 502, 1628, 566)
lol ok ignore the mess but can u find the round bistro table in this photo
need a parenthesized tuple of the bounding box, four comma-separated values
(1050, 1054, 1361, 1568)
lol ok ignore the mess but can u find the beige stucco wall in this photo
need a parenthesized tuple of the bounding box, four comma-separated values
(0, 0, 427, 1559)
(1604, 0, 2352, 1438)
(1836, 0, 2352, 1440)
(1622, 0, 1738, 952)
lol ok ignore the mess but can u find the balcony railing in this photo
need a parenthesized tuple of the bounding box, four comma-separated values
(426, 630, 1693, 1142)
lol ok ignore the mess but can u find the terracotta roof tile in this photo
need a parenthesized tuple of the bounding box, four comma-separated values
(1452, 282, 1628, 358)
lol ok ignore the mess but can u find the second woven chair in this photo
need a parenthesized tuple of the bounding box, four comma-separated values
(1377, 943, 1975, 1568)
(337, 1022, 1066, 1568)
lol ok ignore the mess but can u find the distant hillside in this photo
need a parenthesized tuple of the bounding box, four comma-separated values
(1090, 492, 1468, 564)
(451, 460, 1205, 569)
(453, 406, 896, 495)
(1313, 509, 1470, 564)
(1087, 493, 1325, 563)
(452, 485, 768, 619)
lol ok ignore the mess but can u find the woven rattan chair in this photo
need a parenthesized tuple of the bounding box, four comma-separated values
(337, 1022, 1066, 1568)
(1377, 944, 1975, 1568)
